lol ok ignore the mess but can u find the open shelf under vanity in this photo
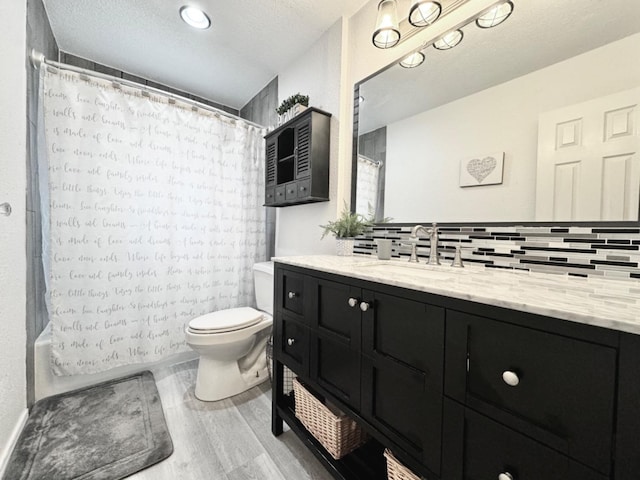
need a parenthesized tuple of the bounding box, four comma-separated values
(276, 393, 387, 480)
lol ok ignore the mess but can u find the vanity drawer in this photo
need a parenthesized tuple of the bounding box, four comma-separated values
(445, 310, 616, 474)
(275, 314, 308, 377)
(443, 401, 607, 480)
(277, 270, 305, 316)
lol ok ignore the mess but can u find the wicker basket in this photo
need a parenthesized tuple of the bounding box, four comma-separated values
(384, 449, 421, 480)
(266, 335, 296, 394)
(293, 378, 368, 459)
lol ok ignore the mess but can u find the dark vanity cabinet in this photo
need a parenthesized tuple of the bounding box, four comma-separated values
(308, 278, 362, 408)
(272, 263, 640, 480)
(264, 108, 331, 207)
(443, 309, 617, 480)
(360, 292, 444, 476)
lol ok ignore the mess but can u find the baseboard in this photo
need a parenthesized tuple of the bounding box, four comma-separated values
(0, 408, 28, 478)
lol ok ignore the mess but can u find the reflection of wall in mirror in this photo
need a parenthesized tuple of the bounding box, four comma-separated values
(379, 33, 640, 223)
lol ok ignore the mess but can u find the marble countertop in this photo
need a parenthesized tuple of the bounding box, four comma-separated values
(272, 255, 640, 335)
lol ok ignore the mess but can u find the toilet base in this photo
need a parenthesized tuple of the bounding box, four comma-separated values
(194, 356, 268, 401)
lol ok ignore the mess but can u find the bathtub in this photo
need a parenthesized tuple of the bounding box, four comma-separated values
(34, 322, 197, 401)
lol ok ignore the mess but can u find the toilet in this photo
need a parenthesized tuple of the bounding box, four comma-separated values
(185, 261, 274, 401)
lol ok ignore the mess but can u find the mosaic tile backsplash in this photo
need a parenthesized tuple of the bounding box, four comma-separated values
(354, 225, 640, 281)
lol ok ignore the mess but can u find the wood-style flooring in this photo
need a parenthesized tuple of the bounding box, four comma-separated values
(128, 360, 333, 480)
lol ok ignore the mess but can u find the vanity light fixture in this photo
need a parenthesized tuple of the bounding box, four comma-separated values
(372, 0, 401, 49)
(433, 29, 463, 50)
(409, 1, 442, 27)
(180, 6, 211, 29)
(476, 1, 514, 28)
(399, 51, 425, 68)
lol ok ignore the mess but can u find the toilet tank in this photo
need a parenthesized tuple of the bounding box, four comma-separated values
(253, 261, 274, 315)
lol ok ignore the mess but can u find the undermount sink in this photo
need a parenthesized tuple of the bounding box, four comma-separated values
(355, 260, 470, 280)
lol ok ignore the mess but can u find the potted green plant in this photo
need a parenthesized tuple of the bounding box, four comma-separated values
(320, 204, 373, 256)
(276, 93, 309, 124)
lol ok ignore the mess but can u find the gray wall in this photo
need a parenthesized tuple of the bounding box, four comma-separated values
(240, 78, 279, 259)
(26, 0, 58, 407)
(240, 77, 278, 128)
(60, 52, 240, 116)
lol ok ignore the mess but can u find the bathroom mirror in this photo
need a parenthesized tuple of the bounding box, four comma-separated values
(353, 0, 640, 223)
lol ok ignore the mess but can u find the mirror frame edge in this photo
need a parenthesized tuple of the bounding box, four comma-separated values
(350, 53, 640, 228)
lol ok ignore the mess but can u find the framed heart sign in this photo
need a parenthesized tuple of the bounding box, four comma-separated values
(459, 152, 504, 187)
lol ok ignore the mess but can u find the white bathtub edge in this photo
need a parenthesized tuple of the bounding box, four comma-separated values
(34, 323, 197, 401)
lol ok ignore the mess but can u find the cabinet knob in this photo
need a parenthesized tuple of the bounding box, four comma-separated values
(502, 371, 520, 387)
(288, 291, 298, 299)
(277, 192, 283, 196)
(287, 338, 296, 346)
(360, 301, 371, 312)
(288, 189, 294, 194)
(498, 473, 514, 480)
(348, 297, 358, 307)
(300, 186, 307, 192)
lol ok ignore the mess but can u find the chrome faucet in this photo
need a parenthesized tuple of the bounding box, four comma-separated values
(410, 222, 440, 265)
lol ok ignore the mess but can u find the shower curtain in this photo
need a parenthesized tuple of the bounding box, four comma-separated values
(355, 154, 381, 218)
(39, 67, 266, 375)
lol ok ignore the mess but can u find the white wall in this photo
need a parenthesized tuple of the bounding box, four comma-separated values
(384, 33, 640, 222)
(274, 0, 498, 255)
(275, 18, 346, 256)
(0, 0, 28, 471)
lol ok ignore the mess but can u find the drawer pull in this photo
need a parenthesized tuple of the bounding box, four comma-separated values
(502, 370, 520, 387)
(498, 473, 514, 480)
(288, 291, 298, 299)
(360, 301, 371, 312)
(287, 338, 296, 346)
(348, 297, 359, 307)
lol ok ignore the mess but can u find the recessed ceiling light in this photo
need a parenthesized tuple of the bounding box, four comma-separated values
(433, 29, 463, 50)
(476, 1, 514, 29)
(180, 6, 211, 29)
(399, 51, 425, 68)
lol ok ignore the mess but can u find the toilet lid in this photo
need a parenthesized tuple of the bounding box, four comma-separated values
(188, 307, 263, 333)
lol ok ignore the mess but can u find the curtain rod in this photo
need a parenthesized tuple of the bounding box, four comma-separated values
(29, 49, 265, 130)
(358, 154, 382, 167)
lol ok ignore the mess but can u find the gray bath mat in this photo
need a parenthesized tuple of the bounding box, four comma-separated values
(3, 371, 173, 480)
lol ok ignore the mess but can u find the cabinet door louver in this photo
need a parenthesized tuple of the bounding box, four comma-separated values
(266, 141, 276, 185)
(296, 122, 311, 178)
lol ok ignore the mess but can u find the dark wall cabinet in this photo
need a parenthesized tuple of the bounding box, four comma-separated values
(264, 108, 331, 207)
(272, 263, 640, 480)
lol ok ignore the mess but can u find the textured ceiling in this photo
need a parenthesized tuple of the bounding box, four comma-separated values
(359, 0, 640, 133)
(43, 0, 370, 109)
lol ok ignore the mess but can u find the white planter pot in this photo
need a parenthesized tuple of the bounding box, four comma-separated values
(335, 237, 355, 256)
(277, 104, 308, 126)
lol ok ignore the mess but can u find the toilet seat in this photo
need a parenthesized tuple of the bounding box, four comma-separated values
(188, 307, 263, 334)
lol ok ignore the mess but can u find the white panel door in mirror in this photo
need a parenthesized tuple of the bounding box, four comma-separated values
(536, 87, 640, 221)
